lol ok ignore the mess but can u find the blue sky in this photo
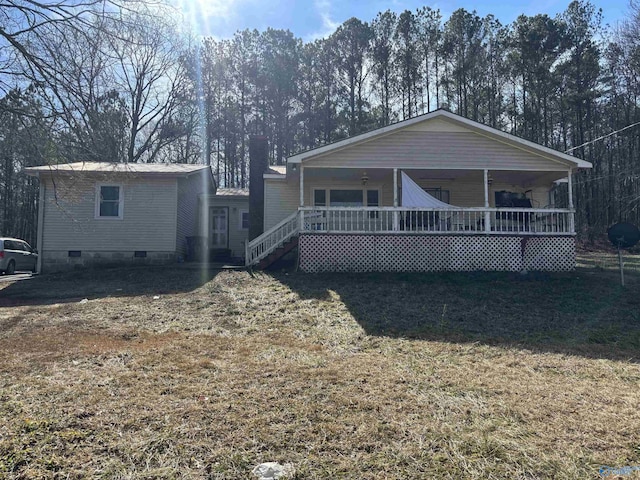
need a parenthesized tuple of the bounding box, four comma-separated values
(177, 0, 631, 40)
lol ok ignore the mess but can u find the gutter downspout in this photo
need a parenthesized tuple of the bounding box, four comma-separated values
(36, 175, 45, 274)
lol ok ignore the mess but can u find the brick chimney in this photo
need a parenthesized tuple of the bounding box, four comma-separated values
(249, 136, 268, 241)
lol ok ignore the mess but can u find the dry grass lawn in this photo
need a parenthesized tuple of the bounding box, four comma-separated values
(0, 252, 639, 479)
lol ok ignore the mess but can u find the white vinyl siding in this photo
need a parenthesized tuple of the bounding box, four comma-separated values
(412, 177, 483, 207)
(263, 177, 391, 230)
(406, 177, 553, 208)
(529, 186, 553, 209)
(264, 121, 564, 230)
(403, 117, 472, 133)
(176, 172, 213, 257)
(264, 170, 554, 222)
(41, 175, 178, 252)
(204, 196, 249, 257)
(302, 131, 569, 171)
(264, 178, 299, 231)
(305, 177, 478, 207)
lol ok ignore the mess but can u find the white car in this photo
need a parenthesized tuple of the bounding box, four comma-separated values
(0, 238, 38, 274)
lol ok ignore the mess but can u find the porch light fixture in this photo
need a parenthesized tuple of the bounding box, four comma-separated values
(361, 171, 369, 186)
(291, 164, 297, 172)
(487, 173, 494, 186)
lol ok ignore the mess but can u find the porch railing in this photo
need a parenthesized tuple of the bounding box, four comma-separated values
(299, 207, 575, 235)
(245, 211, 300, 266)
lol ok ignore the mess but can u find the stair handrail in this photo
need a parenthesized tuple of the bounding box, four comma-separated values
(245, 211, 300, 266)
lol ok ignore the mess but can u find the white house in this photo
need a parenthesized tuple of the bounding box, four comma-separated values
(246, 109, 592, 272)
(24, 110, 592, 274)
(25, 162, 215, 272)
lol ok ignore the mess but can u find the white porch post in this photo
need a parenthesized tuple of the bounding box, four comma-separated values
(393, 168, 399, 231)
(567, 168, 575, 234)
(299, 165, 305, 230)
(299, 165, 304, 206)
(483, 169, 491, 233)
(393, 168, 398, 207)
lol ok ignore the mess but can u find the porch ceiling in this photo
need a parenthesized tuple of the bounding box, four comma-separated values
(302, 167, 566, 187)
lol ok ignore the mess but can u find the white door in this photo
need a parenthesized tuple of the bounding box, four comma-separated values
(210, 208, 228, 249)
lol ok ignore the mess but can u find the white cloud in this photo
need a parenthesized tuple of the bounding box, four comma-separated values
(172, 0, 245, 37)
(306, 0, 341, 41)
(176, 0, 240, 19)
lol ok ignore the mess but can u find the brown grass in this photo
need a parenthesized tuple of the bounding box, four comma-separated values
(0, 255, 639, 479)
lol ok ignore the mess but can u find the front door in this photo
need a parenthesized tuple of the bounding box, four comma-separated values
(210, 207, 228, 249)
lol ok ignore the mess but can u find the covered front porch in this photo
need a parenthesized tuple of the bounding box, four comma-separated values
(249, 110, 590, 272)
(295, 166, 575, 234)
(248, 166, 577, 272)
(295, 167, 574, 272)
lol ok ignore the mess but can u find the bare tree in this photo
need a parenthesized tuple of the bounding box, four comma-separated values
(5, 2, 194, 164)
(103, 9, 193, 163)
(0, 1, 130, 93)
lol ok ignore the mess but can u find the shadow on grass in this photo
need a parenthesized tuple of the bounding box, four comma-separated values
(0, 265, 221, 307)
(276, 266, 640, 362)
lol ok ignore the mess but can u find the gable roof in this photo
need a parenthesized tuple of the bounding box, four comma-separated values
(287, 109, 592, 170)
(24, 162, 212, 177)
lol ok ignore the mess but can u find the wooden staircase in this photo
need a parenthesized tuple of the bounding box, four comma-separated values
(257, 235, 298, 269)
(245, 211, 300, 269)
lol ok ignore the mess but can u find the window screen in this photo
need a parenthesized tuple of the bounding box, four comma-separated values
(330, 190, 363, 207)
(366, 190, 379, 206)
(99, 186, 121, 217)
(314, 190, 327, 206)
(424, 188, 450, 204)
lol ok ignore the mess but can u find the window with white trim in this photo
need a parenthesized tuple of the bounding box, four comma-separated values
(95, 184, 123, 219)
(424, 187, 450, 204)
(239, 209, 249, 230)
(314, 190, 326, 207)
(312, 188, 380, 207)
(330, 189, 363, 206)
(366, 190, 379, 207)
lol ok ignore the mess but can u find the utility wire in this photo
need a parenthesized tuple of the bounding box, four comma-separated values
(564, 120, 640, 153)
